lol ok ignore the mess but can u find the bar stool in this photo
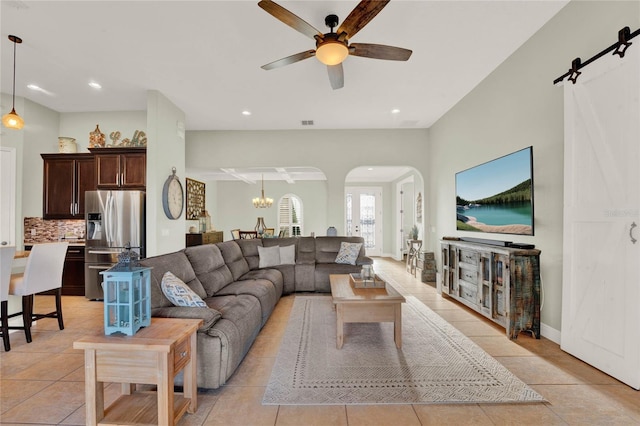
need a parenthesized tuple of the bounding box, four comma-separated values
(8, 242, 68, 343)
(0, 245, 16, 351)
(406, 239, 422, 276)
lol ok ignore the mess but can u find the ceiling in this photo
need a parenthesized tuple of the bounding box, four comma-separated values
(1, 0, 567, 182)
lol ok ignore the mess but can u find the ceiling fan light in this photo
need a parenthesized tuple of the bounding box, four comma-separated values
(2, 108, 24, 130)
(316, 41, 349, 66)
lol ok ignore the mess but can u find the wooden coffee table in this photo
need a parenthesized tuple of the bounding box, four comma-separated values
(74, 317, 202, 426)
(330, 274, 406, 349)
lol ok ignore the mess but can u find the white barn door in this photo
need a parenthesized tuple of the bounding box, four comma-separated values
(561, 46, 640, 389)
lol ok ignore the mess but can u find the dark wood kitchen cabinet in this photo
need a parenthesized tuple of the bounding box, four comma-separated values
(90, 147, 146, 189)
(62, 245, 85, 296)
(42, 153, 95, 219)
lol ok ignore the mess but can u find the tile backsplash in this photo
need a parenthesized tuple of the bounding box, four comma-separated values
(24, 217, 85, 244)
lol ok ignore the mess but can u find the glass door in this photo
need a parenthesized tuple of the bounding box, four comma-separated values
(346, 187, 382, 256)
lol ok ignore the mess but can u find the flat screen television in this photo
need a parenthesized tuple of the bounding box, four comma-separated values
(456, 146, 534, 236)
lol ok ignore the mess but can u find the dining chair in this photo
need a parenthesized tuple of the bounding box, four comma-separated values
(230, 229, 240, 240)
(239, 231, 258, 239)
(8, 242, 68, 344)
(0, 245, 16, 351)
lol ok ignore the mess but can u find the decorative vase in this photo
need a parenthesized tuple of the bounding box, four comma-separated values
(58, 137, 77, 153)
(89, 124, 106, 148)
(255, 217, 266, 236)
(326, 226, 337, 236)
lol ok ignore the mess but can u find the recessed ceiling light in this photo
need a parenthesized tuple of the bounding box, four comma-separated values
(88, 81, 102, 89)
(391, 109, 400, 114)
(242, 110, 252, 116)
(367, 167, 374, 171)
(26, 83, 53, 96)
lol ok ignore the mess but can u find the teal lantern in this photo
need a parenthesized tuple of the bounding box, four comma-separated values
(101, 265, 152, 336)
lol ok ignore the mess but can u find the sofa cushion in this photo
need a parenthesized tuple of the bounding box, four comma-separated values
(258, 245, 280, 268)
(161, 271, 207, 307)
(240, 268, 284, 298)
(185, 244, 234, 296)
(216, 278, 279, 325)
(139, 251, 206, 309)
(335, 242, 363, 265)
(279, 244, 296, 265)
(315, 236, 367, 264)
(203, 294, 263, 383)
(217, 241, 251, 280)
(236, 238, 264, 270)
(295, 237, 316, 265)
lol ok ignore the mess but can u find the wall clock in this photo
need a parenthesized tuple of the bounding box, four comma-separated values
(162, 167, 184, 220)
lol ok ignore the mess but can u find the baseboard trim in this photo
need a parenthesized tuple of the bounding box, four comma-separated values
(540, 323, 560, 344)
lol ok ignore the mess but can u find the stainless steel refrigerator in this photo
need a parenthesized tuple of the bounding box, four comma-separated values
(84, 190, 145, 299)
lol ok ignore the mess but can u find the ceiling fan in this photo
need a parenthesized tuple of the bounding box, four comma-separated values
(258, 0, 412, 90)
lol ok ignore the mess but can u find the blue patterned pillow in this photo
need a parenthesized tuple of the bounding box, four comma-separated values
(161, 271, 207, 308)
(335, 242, 362, 265)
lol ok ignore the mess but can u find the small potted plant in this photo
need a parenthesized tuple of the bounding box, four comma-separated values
(409, 225, 419, 240)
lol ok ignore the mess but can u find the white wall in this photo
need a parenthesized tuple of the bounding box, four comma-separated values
(428, 0, 640, 335)
(146, 90, 186, 256)
(59, 111, 146, 152)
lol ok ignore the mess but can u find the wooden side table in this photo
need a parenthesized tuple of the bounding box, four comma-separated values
(74, 318, 202, 426)
(405, 239, 422, 276)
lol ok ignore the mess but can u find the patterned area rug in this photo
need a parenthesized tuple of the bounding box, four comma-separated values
(263, 295, 545, 405)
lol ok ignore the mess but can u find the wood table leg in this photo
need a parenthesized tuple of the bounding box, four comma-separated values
(394, 303, 402, 349)
(157, 352, 173, 426)
(84, 349, 103, 425)
(336, 304, 344, 349)
(184, 331, 198, 413)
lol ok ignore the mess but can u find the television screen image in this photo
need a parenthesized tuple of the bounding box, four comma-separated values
(456, 146, 534, 236)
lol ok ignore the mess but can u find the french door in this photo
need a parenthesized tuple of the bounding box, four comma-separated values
(346, 187, 382, 256)
(561, 45, 640, 389)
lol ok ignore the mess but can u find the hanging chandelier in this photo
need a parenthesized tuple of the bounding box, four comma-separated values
(252, 174, 273, 208)
(2, 35, 24, 130)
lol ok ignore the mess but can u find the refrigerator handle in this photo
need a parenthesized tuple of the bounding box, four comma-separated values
(109, 192, 118, 245)
(104, 192, 112, 246)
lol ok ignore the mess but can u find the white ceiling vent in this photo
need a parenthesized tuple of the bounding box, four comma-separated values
(301, 120, 314, 126)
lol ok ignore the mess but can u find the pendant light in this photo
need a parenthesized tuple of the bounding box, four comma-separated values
(2, 35, 24, 130)
(252, 174, 273, 208)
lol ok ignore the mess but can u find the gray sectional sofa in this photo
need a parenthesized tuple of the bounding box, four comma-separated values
(139, 236, 372, 389)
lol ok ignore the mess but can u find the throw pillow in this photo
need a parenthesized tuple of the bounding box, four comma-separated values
(279, 244, 296, 265)
(258, 245, 281, 268)
(335, 242, 362, 265)
(161, 271, 207, 308)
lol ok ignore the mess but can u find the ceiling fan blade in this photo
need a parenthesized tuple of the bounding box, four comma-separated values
(327, 64, 344, 90)
(337, 0, 390, 40)
(349, 43, 412, 61)
(261, 50, 316, 70)
(258, 0, 323, 40)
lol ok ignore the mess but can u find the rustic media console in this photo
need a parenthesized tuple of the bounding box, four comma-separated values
(440, 239, 541, 339)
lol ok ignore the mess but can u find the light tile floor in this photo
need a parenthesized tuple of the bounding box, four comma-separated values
(1, 257, 639, 425)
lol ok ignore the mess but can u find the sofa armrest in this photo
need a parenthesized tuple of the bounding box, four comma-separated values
(356, 256, 374, 266)
(152, 306, 222, 332)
